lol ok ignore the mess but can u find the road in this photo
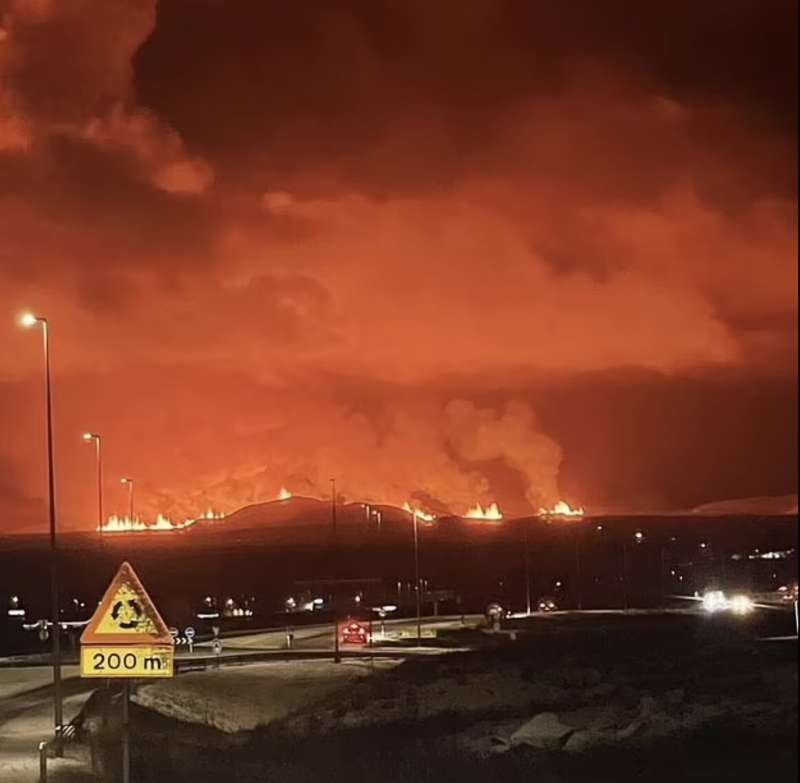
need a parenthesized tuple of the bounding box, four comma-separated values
(0, 667, 92, 783)
(197, 613, 479, 653)
(0, 615, 473, 780)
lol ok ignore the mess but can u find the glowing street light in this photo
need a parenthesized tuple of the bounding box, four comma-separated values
(120, 477, 135, 521)
(19, 312, 63, 737)
(82, 433, 103, 531)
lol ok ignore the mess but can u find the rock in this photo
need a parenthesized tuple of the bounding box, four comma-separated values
(616, 719, 646, 740)
(489, 735, 511, 752)
(645, 713, 683, 738)
(510, 712, 574, 750)
(563, 729, 611, 753)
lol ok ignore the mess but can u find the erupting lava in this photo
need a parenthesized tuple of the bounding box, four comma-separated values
(99, 508, 224, 533)
(402, 502, 436, 522)
(538, 500, 586, 518)
(464, 502, 503, 521)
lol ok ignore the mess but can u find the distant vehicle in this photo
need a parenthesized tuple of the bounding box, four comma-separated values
(537, 596, 558, 613)
(779, 582, 798, 602)
(341, 621, 369, 645)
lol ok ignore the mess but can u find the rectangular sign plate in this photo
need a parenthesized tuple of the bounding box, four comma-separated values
(80, 645, 174, 678)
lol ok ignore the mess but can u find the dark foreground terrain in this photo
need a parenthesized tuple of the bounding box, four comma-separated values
(69, 611, 797, 783)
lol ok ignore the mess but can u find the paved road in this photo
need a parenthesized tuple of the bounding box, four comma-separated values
(195, 614, 480, 654)
(0, 667, 92, 783)
(0, 615, 474, 780)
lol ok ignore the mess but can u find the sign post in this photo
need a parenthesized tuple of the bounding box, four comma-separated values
(80, 562, 174, 783)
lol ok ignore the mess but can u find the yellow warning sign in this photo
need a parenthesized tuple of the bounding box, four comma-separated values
(81, 562, 172, 645)
(81, 645, 174, 678)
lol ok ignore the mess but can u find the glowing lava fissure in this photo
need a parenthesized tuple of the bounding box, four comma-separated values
(538, 500, 586, 518)
(464, 502, 503, 520)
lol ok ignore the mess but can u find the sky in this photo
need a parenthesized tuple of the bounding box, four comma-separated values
(0, 0, 797, 532)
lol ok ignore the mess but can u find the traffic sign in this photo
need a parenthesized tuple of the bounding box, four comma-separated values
(80, 645, 174, 678)
(81, 562, 172, 645)
(80, 562, 174, 679)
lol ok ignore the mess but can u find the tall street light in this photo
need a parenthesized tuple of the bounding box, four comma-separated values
(120, 477, 135, 520)
(523, 518, 532, 615)
(19, 312, 63, 737)
(82, 433, 103, 530)
(412, 510, 422, 645)
(330, 478, 340, 664)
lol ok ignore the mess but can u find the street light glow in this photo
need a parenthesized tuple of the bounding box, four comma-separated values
(83, 432, 96, 441)
(19, 312, 39, 328)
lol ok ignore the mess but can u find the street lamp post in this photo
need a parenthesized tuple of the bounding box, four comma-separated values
(412, 511, 422, 646)
(523, 518, 532, 615)
(82, 433, 102, 530)
(574, 524, 583, 611)
(20, 313, 63, 739)
(330, 478, 340, 664)
(120, 477, 134, 520)
(659, 536, 676, 608)
(623, 530, 645, 611)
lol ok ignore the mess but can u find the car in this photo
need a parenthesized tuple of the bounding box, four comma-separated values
(341, 621, 369, 645)
(537, 596, 558, 612)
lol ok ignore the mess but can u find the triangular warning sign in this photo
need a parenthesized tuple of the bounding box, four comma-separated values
(81, 562, 173, 645)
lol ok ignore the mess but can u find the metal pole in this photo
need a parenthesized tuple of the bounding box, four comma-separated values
(121, 681, 130, 783)
(128, 480, 134, 521)
(524, 518, 532, 615)
(331, 478, 340, 663)
(622, 543, 629, 611)
(42, 321, 63, 740)
(574, 525, 583, 611)
(38, 740, 48, 782)
(413, 512, 421, 645)
(95, 437, 103, 530)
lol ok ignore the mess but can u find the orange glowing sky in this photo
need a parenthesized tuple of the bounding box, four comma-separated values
(1, 0, 797, 531)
